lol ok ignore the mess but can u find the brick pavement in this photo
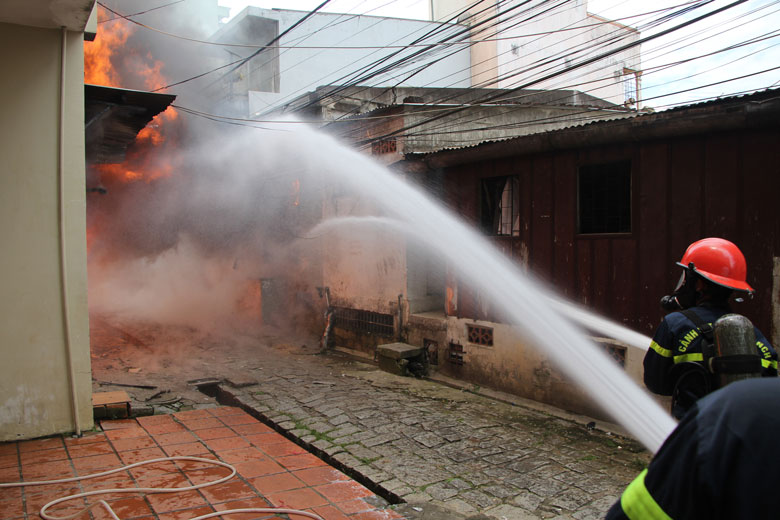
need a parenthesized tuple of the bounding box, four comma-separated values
(88, 320, 651, 520)
(209, 348, 650, 520)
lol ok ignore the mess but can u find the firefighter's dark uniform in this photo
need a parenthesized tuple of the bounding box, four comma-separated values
(606, 377, 780, 519)
(643, 303, 777, 399)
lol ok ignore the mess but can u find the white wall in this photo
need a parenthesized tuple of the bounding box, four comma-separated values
(0, 23, 92, 440)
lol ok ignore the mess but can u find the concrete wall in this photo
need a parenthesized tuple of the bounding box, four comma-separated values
(0, 23, 92, 440)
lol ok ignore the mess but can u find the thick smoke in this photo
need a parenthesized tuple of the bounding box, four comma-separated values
(88, 1, 326, 336)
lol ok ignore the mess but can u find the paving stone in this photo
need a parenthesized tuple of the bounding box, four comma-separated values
(362, 433, 400, 447)
(344, 444, 381, 461)
(403, 491, 434, 503)
(458, 489, 501, 509)
(425, 483, 460, 501)
(549, 487, 593, 512)
(329, 414, 351, 426)
(513, 490, 545, 511)
(442, 497, 479, 515)
(483, 503, 539, 520)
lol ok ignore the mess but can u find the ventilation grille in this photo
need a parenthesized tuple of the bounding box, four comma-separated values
(332, 307, 394, 337)
(467, 324, 494, 346)
(448, 342, 464, 365)
(603, 344, 627, 367)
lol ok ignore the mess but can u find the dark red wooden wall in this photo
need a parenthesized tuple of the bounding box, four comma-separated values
(443, 127, 780, 338)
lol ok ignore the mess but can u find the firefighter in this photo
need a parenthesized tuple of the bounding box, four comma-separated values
(643, 237, 777, 418)
(606, 377, 780, 519)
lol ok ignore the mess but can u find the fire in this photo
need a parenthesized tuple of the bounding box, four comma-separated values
(84, 8, 133, 87)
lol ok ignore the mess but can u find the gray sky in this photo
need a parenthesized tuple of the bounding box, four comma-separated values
(215, 0, 780, 109)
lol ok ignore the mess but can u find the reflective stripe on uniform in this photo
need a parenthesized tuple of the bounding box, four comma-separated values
(650, 341, 673, 358)
(620, 468, 673, 520)
(674, 353, 703, 364)
(761, 358, 778, 370)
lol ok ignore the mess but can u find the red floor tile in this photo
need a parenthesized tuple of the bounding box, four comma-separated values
(233, 459, 286, 479)
(174, 409, 214, 421)
(184, 466, 234, 486)
(315, 481, 374, 503)
(0, 443, 18, 456)
(19, 437, 63, 452)
(105, 427, 150, 441)
(72, 453, 123, 475)
(245, 432, 289, 448)
(310, 504, 351, 520)
(111, 436, 159, 452)
(219, 413, 257, 427)
(25, 488, 86, 517)
(204, 436, 251, 453)
(231, 422, 275, 435)
(64, 433, 107, 446)
(215, 446, 267, 464)
(143, 422, 187, 436)
(207, 407, 243, 417)
(129, 459, 181, 479)
(135, 470, 190, 490)
(249, 471, 305, 495)
(266, 487, 329, 510)
(336, 498, 377, 515)
(212, 497, 274, 520)
(20, 446, 69, 465)
(274, 453, 327, 471)
(79, 471, 135, 491)
(119, 447, 167, 466)
(22, 459, 74, 479)
(293, 466, 350, 487)
(153, 431, 197, 446)
(162, 442, 210, 457)
(258, 442, 306, 457)
(0, 465, 21, 481)
(0, 453, 18, 469)
(180, 418, 224, 431)
(100, 419, 139, 431)
(0, 487, 24, 515)
(137, 414, 177, 426)
(196, 427, 236, 441)
(199, 479, 258, 504)
(156, 505, 215, 520)
(146, 488, 209, 513)
(68, 441, 116, 458)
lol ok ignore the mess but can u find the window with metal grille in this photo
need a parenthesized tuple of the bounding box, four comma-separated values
(332, 307, 394, 337)
(448, 342, 464, 365)
(467, 324, 493, 346)
(604, 344, 627, 367)
(480, 176, 520, 236)
(578, 161, 631, 234)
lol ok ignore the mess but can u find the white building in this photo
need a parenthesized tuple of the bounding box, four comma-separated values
(432, 0, 642, 107)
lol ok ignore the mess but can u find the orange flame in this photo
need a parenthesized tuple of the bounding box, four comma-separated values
(85, 9, 133, 87)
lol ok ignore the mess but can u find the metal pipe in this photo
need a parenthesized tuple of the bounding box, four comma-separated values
(58, 26, 82, 436)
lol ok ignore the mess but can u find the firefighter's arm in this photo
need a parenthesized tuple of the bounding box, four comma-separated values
(644, 321, 676, 395)
(755, 329, 778, 376)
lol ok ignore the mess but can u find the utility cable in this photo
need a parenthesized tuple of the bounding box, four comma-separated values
(0, 456, 324, 520)
(353, 0, 749, 148)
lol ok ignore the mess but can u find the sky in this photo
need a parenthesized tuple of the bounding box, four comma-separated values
(214, 0, 780, 109)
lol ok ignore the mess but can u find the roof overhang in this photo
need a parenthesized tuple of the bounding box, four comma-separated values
(0, 0, 96, 32)
(85, 84, 176, 164)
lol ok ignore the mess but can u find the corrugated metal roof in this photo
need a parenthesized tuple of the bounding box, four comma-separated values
(409, 87, 780, 158)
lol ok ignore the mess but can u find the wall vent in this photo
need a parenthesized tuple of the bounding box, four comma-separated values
(332, 306, 394, 337)
(467, 324, 494, 346)
(603, 344, 627, 367)
(448, 342, 464, 365)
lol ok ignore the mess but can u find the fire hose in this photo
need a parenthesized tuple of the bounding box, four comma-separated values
(0, 456, 324, 520)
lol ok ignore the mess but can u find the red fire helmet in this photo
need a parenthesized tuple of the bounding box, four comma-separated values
(677, 237, 754, 293)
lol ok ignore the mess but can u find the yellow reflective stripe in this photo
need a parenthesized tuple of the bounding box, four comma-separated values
(761, 358, 778, 370)
(649, 341, 673, 358)
(620, 468, 672, 520)
(674, 353, 703, 364)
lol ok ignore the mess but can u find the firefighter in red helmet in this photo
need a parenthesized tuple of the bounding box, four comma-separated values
(643, 237, 777, 418)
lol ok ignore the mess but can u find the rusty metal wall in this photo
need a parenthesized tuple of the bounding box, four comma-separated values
(443, 128, 780, 340)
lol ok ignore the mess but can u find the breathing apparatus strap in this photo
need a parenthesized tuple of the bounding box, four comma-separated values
(681, 310, 716, 365)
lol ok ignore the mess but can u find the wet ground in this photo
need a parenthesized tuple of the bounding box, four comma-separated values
(90, 315, 650, 519)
